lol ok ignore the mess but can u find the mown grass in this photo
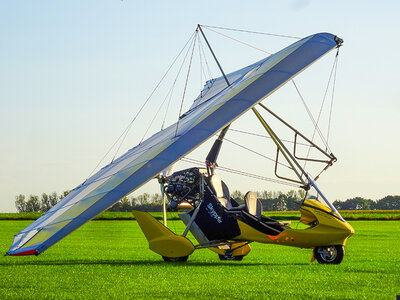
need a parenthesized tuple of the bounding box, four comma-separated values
(1, 220, 399, 299)
(2, 210, 400, 221)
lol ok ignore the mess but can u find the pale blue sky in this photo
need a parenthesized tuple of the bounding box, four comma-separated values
(1, 1, 400, 212)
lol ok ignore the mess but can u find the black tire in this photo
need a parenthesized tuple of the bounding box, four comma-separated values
(314, 245, 344, 264)
(162, 255, 188, 262)
(218, 254, 244, 261)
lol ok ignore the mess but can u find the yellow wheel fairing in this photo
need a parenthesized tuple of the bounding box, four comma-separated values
(133, 210, 195, 258)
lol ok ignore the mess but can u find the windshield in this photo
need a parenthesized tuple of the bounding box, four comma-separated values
(306, 175, 345, 222)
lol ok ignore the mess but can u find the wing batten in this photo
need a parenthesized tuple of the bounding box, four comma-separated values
(7, 33, 338, 256)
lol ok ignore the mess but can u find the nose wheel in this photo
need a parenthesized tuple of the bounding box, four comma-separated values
(313, 245, 344, 264)
(162, 256, 189, 262)
(218, 254, 244, 261)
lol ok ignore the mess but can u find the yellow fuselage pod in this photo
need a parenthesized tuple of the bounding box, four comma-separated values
(234, 199, 354, 249)
(133, 210, 195, 258)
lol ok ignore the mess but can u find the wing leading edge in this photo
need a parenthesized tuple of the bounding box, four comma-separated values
(7, 33, 340, 256)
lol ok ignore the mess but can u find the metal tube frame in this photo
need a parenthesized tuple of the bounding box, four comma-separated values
(258, 103, 336, 166)
(182, 174, 205, 237)
(252, 107, 307, 186)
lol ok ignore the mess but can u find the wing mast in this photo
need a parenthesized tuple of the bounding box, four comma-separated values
(197, 24, 230, 87)
(198, 24, 232, 176)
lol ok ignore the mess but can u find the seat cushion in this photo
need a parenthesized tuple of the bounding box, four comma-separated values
(210, 175, 231, 209)
(244, 191, 262, 218)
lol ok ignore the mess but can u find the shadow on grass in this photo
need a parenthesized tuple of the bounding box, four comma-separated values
(0, 259, 309, 267)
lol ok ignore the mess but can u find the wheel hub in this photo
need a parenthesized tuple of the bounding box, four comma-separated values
(318, 246, 338, 262)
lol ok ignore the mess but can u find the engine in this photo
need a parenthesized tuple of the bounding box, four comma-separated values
(163, 167, 205, 210)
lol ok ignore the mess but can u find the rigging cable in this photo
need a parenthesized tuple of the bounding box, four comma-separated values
(141, 84, 174, 142)
(161, 34, 198, 131)
(161, 83, 175, 131)
(311, 50, 339, 151)
(223, 137, 293, 170)
(113, 31, 197, 158)
(197, 38, 216, 100)
(198, 37, 214, 80)
(229, 128, 310, 146)
(198, 38, 208, 96)
(202, 26, 272, 55)
(200, 24, 302, 40)
(175, 30, 198, 136)
(85, 30, 197, 181)
(291, 80, 329, 152)
(180, 157, 300, 188)
(326, 50, 339, 147)
(300, 49, 339, 168)
(198, 36, 203, 95)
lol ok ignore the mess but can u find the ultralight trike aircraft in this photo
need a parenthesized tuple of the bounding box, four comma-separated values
(7, 25, 354, 264)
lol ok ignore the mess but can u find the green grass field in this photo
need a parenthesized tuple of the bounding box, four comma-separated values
(2, 210, 400, 220)
(1, 219, 399, 299)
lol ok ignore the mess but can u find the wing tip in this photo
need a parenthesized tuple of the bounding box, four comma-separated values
(6, 249, 39, 256)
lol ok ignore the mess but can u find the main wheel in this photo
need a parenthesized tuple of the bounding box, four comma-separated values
(218, 254, 244, 261)
(313, 245, 344, 264)
(162, 256, 188, 262)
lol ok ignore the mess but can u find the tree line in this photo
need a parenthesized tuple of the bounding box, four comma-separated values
(14, 190, 400, 213)
(332, 196, 400, 210)
(14, 191, 164, 213)
(15, 191, 71, 213)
